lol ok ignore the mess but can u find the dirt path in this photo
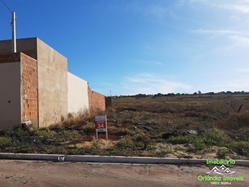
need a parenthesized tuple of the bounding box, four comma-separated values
(0, 160, 248, 187)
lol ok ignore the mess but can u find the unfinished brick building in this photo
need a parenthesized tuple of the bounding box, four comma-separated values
(0, 37, 105, 130)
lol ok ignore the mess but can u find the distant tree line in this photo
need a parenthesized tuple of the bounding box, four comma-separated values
(114, 91, 249, 98)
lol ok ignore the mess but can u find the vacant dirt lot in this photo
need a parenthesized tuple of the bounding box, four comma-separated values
(0, 160, 248, 187)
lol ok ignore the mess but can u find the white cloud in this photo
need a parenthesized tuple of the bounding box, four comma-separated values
(192, 29, 241, 35)
(219, 4, 249, 13)
(205, 68, 249, 75)
(229, 35, 249, 47)
(150, 19, 182, 29)
(189, 0, 209, 3)
(190, 0, 249, 13)
(137, 60, 163, 65)
(215, 78, 249, 90)
(230, 15, 241, 21)
(238, 68, 249, 72)
(192, 29, 249, 41)
(125, 2, 168, 19)
(122, 73, 191, 95)
(192, 30, 249, 50)
(175, 0, 185, 6)
(229, 35, 249, 43)
(145, 5, 168, 18)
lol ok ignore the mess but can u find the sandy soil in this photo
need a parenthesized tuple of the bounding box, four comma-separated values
(76, 139, 118, 149)
(0, 160, 248, 187)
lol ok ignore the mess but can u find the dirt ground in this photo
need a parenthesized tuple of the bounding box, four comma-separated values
(0, 160, 248, 187)
(61, 138, 242, 160)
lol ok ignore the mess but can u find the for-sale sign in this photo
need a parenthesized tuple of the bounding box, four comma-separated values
(95, 115, 107, 132)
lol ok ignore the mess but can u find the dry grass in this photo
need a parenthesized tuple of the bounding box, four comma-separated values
(49, 108, 105, 130)
(0, 94, 249, 159)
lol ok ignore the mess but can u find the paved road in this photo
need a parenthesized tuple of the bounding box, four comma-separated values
(0, 160, 248, 187)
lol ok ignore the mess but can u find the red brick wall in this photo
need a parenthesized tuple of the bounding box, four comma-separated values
(105, 96, 113, 108)
(88, 85, 105, 113)
(0, 53, 38, 127)
(20, 53, 38, 127)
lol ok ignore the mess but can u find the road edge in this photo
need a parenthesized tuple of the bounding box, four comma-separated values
(0, 153, 248, 166)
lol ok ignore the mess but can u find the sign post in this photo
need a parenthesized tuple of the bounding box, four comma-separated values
(95, 115, 108, 140)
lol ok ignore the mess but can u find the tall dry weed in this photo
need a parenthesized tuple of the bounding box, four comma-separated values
(219, 111, 249, 129)
(50, 108, 105, 129)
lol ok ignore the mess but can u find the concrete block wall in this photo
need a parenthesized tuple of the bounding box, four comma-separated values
(36, 38, 68, 127)
(21, 53, 38, 128)
(0, 38, 106, 129)
(0, 53, 21, 130)
(88, 85, 105, 113)
(0, 38, 68, 128)
(0, 53, 39, 129)
(0, 53, 20, 63)
(0, 38, 37, 59)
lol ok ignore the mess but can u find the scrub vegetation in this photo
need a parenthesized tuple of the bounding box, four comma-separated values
(0, 94, 249, 160)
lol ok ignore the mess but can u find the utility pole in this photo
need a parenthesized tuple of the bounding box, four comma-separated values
(0, 0, 15, 52)
(110, 90, 113, 107)
(11, 11, 16, 53)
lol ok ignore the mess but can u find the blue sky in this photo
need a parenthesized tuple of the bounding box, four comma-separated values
(1, 0, 249, 96)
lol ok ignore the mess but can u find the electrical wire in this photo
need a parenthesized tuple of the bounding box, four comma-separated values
(0, 0, 12, 13)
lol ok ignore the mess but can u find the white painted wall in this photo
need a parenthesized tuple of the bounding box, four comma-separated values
(67, 72, 89, 114)
(0, 62, 21, 130)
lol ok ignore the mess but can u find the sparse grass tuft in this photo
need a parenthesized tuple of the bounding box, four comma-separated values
(1, 94, 249, 159)
(114, 138, 136, 150)
(230, 141, 249, 156)
(0, 137, 13, 147)
(167, 135, 194, 145)
(202, 128, 232, 147)
(83, 123, 95, 133)
(217, 148, 230, 159)
(116, 128, 134, 135)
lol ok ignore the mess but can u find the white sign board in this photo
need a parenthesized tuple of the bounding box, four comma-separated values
(95, 115, 107, 132)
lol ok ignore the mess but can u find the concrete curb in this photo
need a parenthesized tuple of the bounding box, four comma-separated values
(0, 153, 249, 166)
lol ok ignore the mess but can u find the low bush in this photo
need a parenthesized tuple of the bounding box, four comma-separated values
(184, 111, 200, 117)
(220, 111, 249, 129)
(202, 128, 232, 147)
(217, 148, 229, 159)
(192, 139, 206, 150)
(0, 137, 13, 147)
(53, 130, 79, 142)
(230, 141, 249, 156)
(83, 123, 95, 133)
(116, 128, 134, 135)
(167, 135, 194, 144)
(114, 138, 136, 150)
(134, 133, 150, 142)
